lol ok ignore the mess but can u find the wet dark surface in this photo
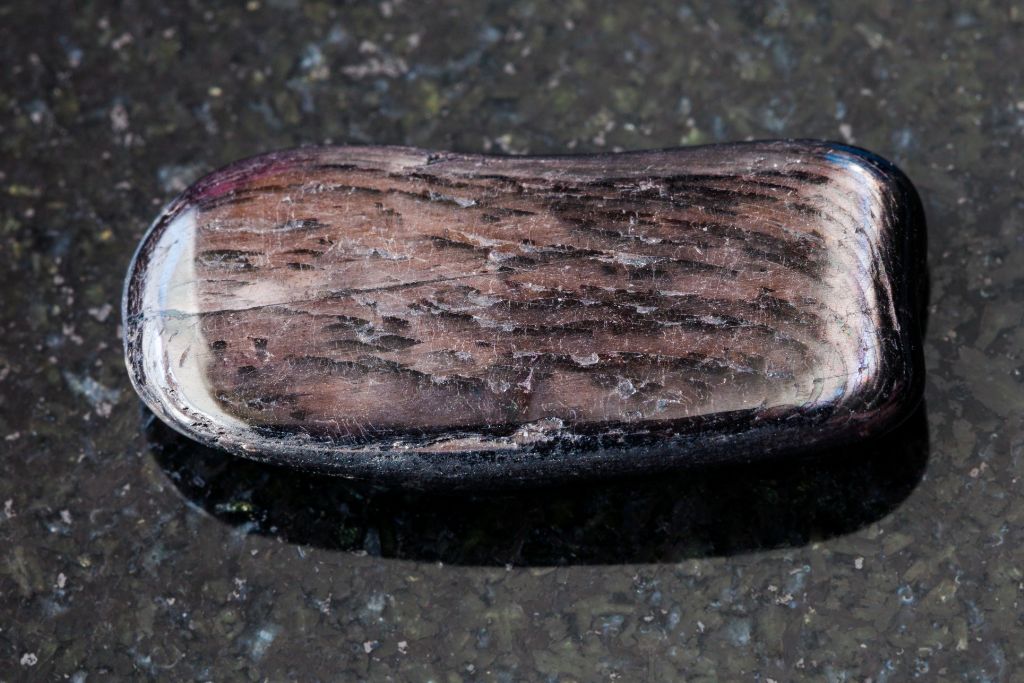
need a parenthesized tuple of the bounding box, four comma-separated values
(2, 2, 1022, 680)
(150, 407, 930, 565)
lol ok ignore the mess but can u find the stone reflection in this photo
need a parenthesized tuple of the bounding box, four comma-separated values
(148, 405, 928, 566)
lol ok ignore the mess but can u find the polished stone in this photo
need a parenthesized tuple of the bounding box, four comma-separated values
(123, 141, 924, 484)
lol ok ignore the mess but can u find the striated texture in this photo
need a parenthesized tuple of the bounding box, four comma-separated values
(123, 141, 924, 484)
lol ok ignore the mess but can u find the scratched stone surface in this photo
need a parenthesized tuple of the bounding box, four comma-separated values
(123, 142, 924, 484)
(1, 2, 1022, 680)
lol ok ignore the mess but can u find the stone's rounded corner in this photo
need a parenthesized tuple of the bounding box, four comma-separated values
(802, 140, 915, 188)
(841, 291, 927, 448)
(833, 143, 927, 257)
(871, 349, 926, 439)
(801, 141, 926, 223)
(816, 140, 928, 424)
(121, 195, 215, 452)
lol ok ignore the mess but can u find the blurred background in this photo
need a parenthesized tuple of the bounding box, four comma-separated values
(2, 1, 1022, 679)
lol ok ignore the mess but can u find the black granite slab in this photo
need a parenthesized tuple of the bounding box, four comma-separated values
(1, 2, 1021, 679)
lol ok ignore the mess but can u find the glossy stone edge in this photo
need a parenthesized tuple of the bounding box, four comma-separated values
(122, 140, 926, 487)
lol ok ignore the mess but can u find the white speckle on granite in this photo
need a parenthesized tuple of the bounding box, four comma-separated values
(726, 618, 752, 647)
(366, 592, 387, 614)
(839, 122, 854, 144)
(109, 102, 129, 132)
(62, 370, 121, 417)
(87, 303, 113, 322)
(250, 624, 280, 661)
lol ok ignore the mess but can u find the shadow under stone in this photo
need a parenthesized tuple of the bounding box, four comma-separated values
(147, 404, 929, 566)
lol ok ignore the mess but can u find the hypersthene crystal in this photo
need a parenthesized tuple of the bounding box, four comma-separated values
(123, 141, 925, 486)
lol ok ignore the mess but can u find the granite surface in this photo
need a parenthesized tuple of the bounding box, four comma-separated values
(1, 1, 1022, 680)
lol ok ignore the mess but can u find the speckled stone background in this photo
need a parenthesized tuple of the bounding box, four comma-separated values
(2, 1, 1022, 680)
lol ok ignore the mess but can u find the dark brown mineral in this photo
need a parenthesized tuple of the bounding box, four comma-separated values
(123, 141, 925, 486)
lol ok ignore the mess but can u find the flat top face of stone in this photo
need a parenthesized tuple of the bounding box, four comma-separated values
(124, 141, 923, 475)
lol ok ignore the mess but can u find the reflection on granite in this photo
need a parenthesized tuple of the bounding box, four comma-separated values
(150, 408, 929, 564)
(2, 1, 1022, 680)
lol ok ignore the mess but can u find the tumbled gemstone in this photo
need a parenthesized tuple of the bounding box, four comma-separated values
(123, 141, 924, 485)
